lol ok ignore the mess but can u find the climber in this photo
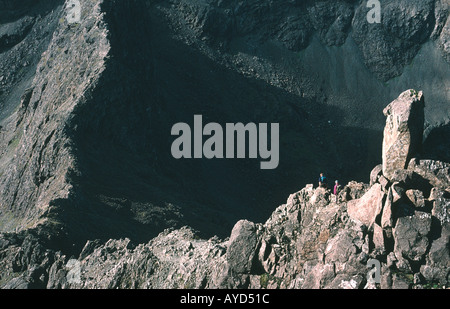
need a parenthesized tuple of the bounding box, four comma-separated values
(333, 180, 341, 195)
(318, 173, 328, 189)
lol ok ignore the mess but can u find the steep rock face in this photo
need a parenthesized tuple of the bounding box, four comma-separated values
(352, 0, 438, 81)
(382, 90, 425, 179)
(0, 0, 110, 239)
(169, 0, 449, 82)
(0, 0, 64, 121)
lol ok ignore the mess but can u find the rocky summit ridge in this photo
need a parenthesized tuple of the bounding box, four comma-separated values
(1, 89, 449, 289)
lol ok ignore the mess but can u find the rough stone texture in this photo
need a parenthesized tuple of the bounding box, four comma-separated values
(430, 188, 450, 226)
(227, 220, 259, 275)
(437, 0, 450, 62)
(0, 0, 449, 242)
(0, 0, 449, 290)
(420, 224, 450, 284)
(393, 212, 432, 262)
(381, 186, 395, 234)
(406, 189, 426, 208)
(352, 0, 440, 81)
(382, 90, 425, 180)
(1, 160, 449, 289)
(370, 164, 383, 186)
(0, 0, 110, 238)
(408, 158, 450, 192)
(347, 183, 384, 230)
(373, 223, 386, 256)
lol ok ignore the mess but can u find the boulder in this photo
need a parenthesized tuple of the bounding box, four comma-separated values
(382, 90, 425, 180)
(324, 230, 358, 264)
(347, 183, 384, 230)
(227, 220, 259, 274)
(420, 224, 450, 285)
(393, 212, 432, 262)
(339, 181, 370, 202)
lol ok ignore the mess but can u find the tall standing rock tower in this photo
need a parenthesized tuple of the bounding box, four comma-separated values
(382, 89, 425, 179)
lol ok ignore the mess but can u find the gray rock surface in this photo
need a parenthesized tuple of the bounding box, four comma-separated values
(393, 212, 432, 262)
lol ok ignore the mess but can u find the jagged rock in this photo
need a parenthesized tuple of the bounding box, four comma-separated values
(258, 240, 277, 275)
(352, 0, 439, 81)
(420, 224, 450, 285)
(300, 262, 327, 289)
(382, 90, 425, 180)
(438, 5, 450, 62)
(390, 170, 415, 187)
(227, 220, 259, 275)
(338, 181, 370, 202)
(408, 159, 450, 191)
(381, 186, 395, 231)
(391, 182, 406, 203)
(378, 175, 390, 192)
(395, 256, 413, 274)
(309, 187, 331, 208)
(431, 189, 450, 226)
(406, 189, 426, 208)
(347, 183, 384, 230)
(386, 252, 397, 269)
(324, 230, 358, 264)
(380, 267, 393, 289)
(373, 223, 386, 255)
(46, 254, 70, 289)
(393, 212, 432, 262)
(370, 164, 383, 186)
(429, 187, 442, 201)
(0, 0, 110, 238)
(2, 276, 31, 289)
(1, 164, 449, 289)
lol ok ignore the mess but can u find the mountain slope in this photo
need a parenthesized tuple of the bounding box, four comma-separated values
(0, 0, 449, 288)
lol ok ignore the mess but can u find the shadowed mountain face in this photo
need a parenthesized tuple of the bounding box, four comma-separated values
(0, 0, 449, 247)
(68, 1, 374, 242)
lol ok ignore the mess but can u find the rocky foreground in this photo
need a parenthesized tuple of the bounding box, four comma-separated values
(1, 158, 448, 289)
(1, 90, 448, 289)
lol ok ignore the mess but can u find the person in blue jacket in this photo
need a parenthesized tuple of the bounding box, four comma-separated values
(318, 173, 328, 189)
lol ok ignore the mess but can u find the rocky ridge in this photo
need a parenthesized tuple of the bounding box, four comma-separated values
(1, 90, 449, 289)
